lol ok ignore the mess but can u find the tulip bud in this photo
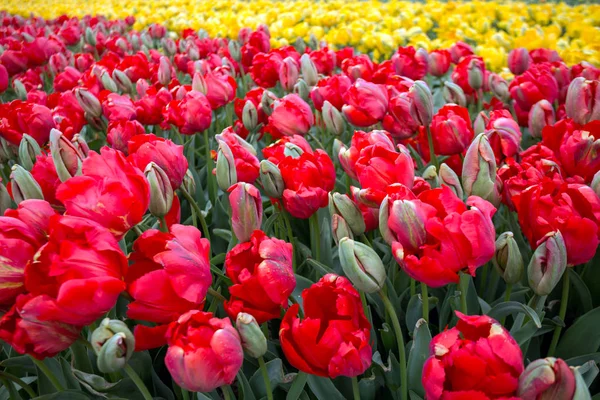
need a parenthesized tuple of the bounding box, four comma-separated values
(283, 142, 305, 158)
(191, 72, 208, 95)
(0, 183, 11, 215)
(443, 81, 467, 107)
(493, 232, 523, 284)
(438, 163, 463, 199)
(50, 128, 84, 182)
(84, 27, 97, 46)
(228, 40, 241, 62)
(300, 54, 318, 87)
(183, 169, 196, 195)
(229, 183, 263, 243)
(592, 171, 600, 197)
(308, 33, 319, 50)
(329, 192, 366, 236)
(12, 79, 26, 100)
(216, 140, 238, 191)
(332, 214, 353, 245)
(141, 32, 153, 49)
(18, 134, 41, 171)
(100, 71, 118, 92)
(162, 38, 177, 56)
(565, 77, 600, 125)
(293, 79, 310, 102)
(0, 138, 17, 163)
(76, 88, 102, 118)
(518, 358, 576, 400)
(71, 134, 90, 157)
(528, 100, 555, 139)
(338, 237, 386, 293)
(10, 165, 43, 203)
(467, 58, 483, 90)
(235, 313, 267, 358)
(242, 101, 258, 132)
(528, 231, 567, 296)
(158, 56, 172, 87)
(294, 38, 306, 54)
(197, 29, 209, 39)
(409, 80, 433, 126)
(508, 48, 531, 76)
(112, 69, 133, 93)
(261, 90, 277, 117)
(91, 318, 135, 373)
(259, 160, 284, 198)
(462, 133, 497, 200)
(279, 57, 299, 92)
(422, 165, 439, 188)
(145, 162, 174, 218)
(332, 139, 345, 163)
(322, 101, 345, 136)
(473, 111, 489, 135)
(488, 73, 510, 103)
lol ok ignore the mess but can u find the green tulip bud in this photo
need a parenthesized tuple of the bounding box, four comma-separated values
(338, 237, 386, 293)
(409, 80, 433, 126)
(518, 358, 576, 400)
(439, 163, 463, 199)
(0, 183, 12, 215)
(294, 37, 306, 54)
(473, 111, 489, 135)
(322, 101, 345, 136)
(493, 232, 523, 284)
(13, 79, 27, 100)
(293, 79, 310, 102)
(50, 129, 85, 182)
(101, 71, 118, 92)
(216, 140, 238, 191)
(192, 72, 208, 94)
(332, 214, 353, 245)
(442, 81, 467, 107)
(228, 40, 241, 62)
(91, 318, 135, 373)
(259, 160, 284, 198)
(182, 169, 196, 195)
(145, 162, 174, 218)
(300, 53, 318, 87)
(18, 134, 41, 171)
(76, 88, 102, 118)
(462, 133, 497, 200)
(261, 90, 276, 117)
(112, 69, 133, 93)
(591, 170, 600, 198)
(85, 27, 97, 46)
(422, 165, 439, 188)
(10, 165, 43, 204)
(528, 231, 567, 296)
(242, 100, 258, 132)
(328, 192, 366, 236)
(236, 313, 267, 358)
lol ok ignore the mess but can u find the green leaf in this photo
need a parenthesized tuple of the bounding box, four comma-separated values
(36, 358, 68, 395)
(59, 357, 82, 390)
(407, 319, 431, 398)
(72, 368, 119, 396)
(213, 228, 232, 242)
(0, 356, 35, 375)
(478, 297, 491, 314)
(575, 361, 599, 388)
(487, 301, 542, 328)
(286, 372, 309, 400)
(237, 370, 257, 400)
(556, 306, 600, 359)
(568, 268, 593, 313)
(358, 374, 380, 400)
(34, 390, 91, 399)
(250, 359, 284, 398)
(306, 375, 345, 400)
(566, 353, 600, 367)
(306, 258, 335, 277)
(291, 274, 314, 308)
(405, 294, 423, 333)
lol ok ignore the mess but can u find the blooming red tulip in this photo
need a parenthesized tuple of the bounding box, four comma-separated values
(128, 134, 188, 189)
(428, 49, 451, 77)
(530, 48, 561, 64)
(0, 100, 56, 146)
(342, 79, 389, 127)
(565, 77, 600, 125)
(449, 41, 474, 64)
(422, 311, 524, 400)
(0, 64, 9, 93)
(53, 67, 82, 92)
(392, 46, 428, 81)
(165, 310, 243, 393)
(341, 55, 375, 82)
(4, 199, 56, 245)
(30, 152, 62, 206)
(508, 48, 531, 75)
(224, 230, 295, 323)
(163, 90, 212, 135)
(509, 63, 559, 114)
(107, 120, 146, 154)
(135, 86, 173, 126)
(310, 75, 352, 111)
(101, 92, 137, 122)
(268, 94, 314, 137)
(250, 51, 284, 88)
(484, 110, 522, 164)
(383, 93, 420, 139)
(429, 104, 473, 155)
(280, 274, 372, 378)
(204, 68, 237, 109)
(451, 55, 485, 95)
(216, 129, 260, 183)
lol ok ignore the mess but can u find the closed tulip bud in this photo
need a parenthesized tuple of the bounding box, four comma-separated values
(191, 72, 208, 94)
(294, 37, 306, 53)
(183, 169, 196, 195)
(489, 73, 510, 103)
(493, 232, 523, 284)
(518, 358, 576, 400)
(528, 231, 567, 296)
(261, 90, 277, 117)
(50, 128, 84, 182)
(0, 183, 10, 214)
(13, 79, 26, 100)
(112, 69, 133, 93)
(18, 134, 41, 171)
(71, 134, 90, 157)
(300, 53, 319, 87)
(141, 32, 153, 48)
(235, 313, 267, 358)
(242, 100, 258, 131)
(322, 101, 345, 136)
(462, 133, 497, 200)
(10, 165, 43, 203)
(279, 57, 299, 92)
(508, 48, 531, 75)
(409, 80, 433, 126)
(158, 56, 172, 87)
(473, 111, 489, 135)
(443, 81, 467, 107)
(332, 139, 345, 163)
(197, 29, 209, 39)
(84, 26, 96, 46)
(216, 140, 238, 191)
(592, 171, 600, 197)
(338, 237, 386, 293)
(283, 142, 304, 158)
(528, 100, 555, 139)
(329, 192, 366, 236)
(228, 40, 241, 62)
(91, 318, 135, 373)
(422, 165, 439, 188)
(228, 183, 263, 243)
(332, 214, 353, 245)
(439, 163, 463, 199)
(308, 33, 319, 50)
(162, 38, 177, 56)
(0, 138, 17, 163)
(565, 77, 600, 125)
(293, 79, 310, 101)
(467, 58, 484, 90)
(101, 71, 118, 92)
(259, 160, 284, 198)
(76, 88, 102, 118)
(145, 162, 174, 218)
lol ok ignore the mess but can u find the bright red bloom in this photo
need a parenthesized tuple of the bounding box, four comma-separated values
(429, 104, 473, 155)
(484, 110, 522, 164)
(341, 55, 375, 82)
(250, 51, 284, 88)
(216, 129, 260, 183)
(509, 63, 559, 113)
(428, 49, 451, 77)
(515, 179, 600, 265)
(224, 230, 295, 324)
(0, 100, 56, 146)
(508, 48, 531, 76)
(279, 150, 336, 219)
(53, 67, 82, 92)
(128, 134, 188, 189)
(529, 48, 562, 64)
(451, 55, 485, 95)
(268, 94, 314, 137)
(392, 46, 428, 81)
(342, 79, 389, 127)
(163, 90, 212, 135)
(449, 41, 474, 64)
(107, 120, 146, 154)
(134, 86, 172, 126)
(422, 312, 524, 400)
(204, 68, 237, 109)
(101, 92, 137, 122)
(309, 47, 336, 75)
(31, 152, 62, 206)
(56, 147, 149, 239)
(165, 310, 243, 393)
(127, 224, 211, 350)
(280, 274, 372, 378)
(234, 87, 268, 127)
(310, 75, 352, 111)
(48, 91, 87, 140)
(382, 92, 420, 139)
(262, 134, 313, 165)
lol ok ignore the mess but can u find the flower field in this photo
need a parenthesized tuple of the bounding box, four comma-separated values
(0, 1, 599, 399)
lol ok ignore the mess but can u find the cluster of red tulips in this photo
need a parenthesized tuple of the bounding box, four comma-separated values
(0, 11, 599, 400)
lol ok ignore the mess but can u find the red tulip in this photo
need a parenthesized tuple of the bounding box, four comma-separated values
(262, 134, 313, 165)
(128, 134, 188, 189)
(53, 67, 82, 93)
(107, 120, 146, 154)
(508, 48, 531, 75)
(0, 64, 9, 94)
(342, 79, 389, 127)
(422, 311, 524, 400)
(224, 230, 295, 323)
(279, 56, 300, 91)
(216, 129, 260, 184)
(30, 152, 62, 206)
(204, 68, 237, 109)
(484, 110, 522, 164)
(341, 55, 375, 82)
(530, 48, 562, 64)
(428, 49, 451, 77)
(451, 55, 485, 95)
(383, 92, 420, 139)
(0, 100, 56, 146)
(268, 94, 314, 137)
(127, 224, 212, 350)
(565, 77, 600, 125)
(134, 86, 172, 126)
(101, 92, 137, 122)
(310, 75, 352, 111)
(163, 90, 212, 135)
(392, 46, 428, 81)
(509, 63, 559, 113)
(165, 310, 243, 392)
(56, 147, 149, 239)
(449, 41, 474, 64)
(280, 274, 372, 378)
(338, 130, 396, 179)
(250, 51, 285, 88)
(309, 47, 336, 75)
(4, 199, 56, 245)
(429, 104, 474, 155)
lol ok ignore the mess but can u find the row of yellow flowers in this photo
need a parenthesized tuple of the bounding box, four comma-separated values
(6, 0, 600, 71)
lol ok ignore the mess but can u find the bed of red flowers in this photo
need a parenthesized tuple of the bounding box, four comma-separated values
(0, 11, 599, 400)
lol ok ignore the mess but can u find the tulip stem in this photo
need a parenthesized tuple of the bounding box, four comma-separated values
(548, 272, 570, 357)
(221, 385, 233, 400)
(500, 283, 513, 326)
(421, 282, 429, 324)
(180, 186, 211, 244)
(459, 272, 469, 315)
(124, 364, 153, 400)
(30, 356, 65, 392)
(208, 287, 226, 302)
(0, 370, 37, 398)
(258, 356, 274, 400)
(378, 291, 407, 400)
(203, 129, 217, 206)
(424, 126, 439, 171)
(282, 211, 297, 272)
(159, 216, 169, 233)
(309, 213, 321, 262)
(352, 376, 361, 400)
(181, 387, 191, 400)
